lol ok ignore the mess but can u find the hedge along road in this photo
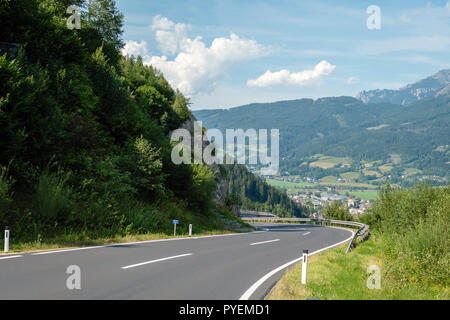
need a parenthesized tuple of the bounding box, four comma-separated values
(0, 223, 353, 299)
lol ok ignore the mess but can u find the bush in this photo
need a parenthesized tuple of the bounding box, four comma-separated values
(189, 164, 217, 213)
(133, 135, 164, 194)
(324, 200, 353, 221)
(367, 184, 449, 288)
(32, 169, 73, 229)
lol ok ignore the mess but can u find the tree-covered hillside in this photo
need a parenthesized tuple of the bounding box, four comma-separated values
(224, 164, 305, 217)
(194, 94, 450, 179)
(0, 0, 242, 242)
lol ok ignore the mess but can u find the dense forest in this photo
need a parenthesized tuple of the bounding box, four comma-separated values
(0, 0, 303, 245)
(225, 164, 305, 217)
(0, 0, 244, 242)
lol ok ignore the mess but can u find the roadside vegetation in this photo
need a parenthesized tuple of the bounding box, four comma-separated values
(268, 183, 449, 300)
(323, 201, 353, 221)
(0, 0, 254, 252)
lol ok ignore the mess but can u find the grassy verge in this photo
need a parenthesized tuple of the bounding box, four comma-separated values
(1, 209, 255, 254)
(0, 229, 234, 254)
(267, 236, 448, 300)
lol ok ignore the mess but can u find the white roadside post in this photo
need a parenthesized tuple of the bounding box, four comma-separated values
(301, 249, 308, 284)
(189, 224, 192, 236)
(4, 226, 9, 253)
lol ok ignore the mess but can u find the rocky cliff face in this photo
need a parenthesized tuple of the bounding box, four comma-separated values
(169, 114, 232, 210)
(356, 69, 450, 105)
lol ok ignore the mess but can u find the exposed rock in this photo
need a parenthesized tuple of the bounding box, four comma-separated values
(168, 113, 229, 207)
(356, 69, 450, 105)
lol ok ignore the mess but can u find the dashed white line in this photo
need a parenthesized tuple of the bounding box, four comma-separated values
(121, 253, 193, 270)
(250, 239, 280, 246)
(0, 255, 23, 260)
(31, 230, 267, 256)
(303, 232, 311, 236)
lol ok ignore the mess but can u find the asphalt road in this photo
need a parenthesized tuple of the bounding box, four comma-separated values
(0, 223, 353, 300)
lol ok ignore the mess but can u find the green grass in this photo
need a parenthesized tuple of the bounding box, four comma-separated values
(319, 176, 338, 183)
(265, 179, 315, 189)
(349, 191, 379, 200)
(363, 169, 381, 177)
(340, 171, 360, 181)
(267, 236, 448, 300)
(378, 165, 393, 173)
(1, 207, 255, 254)
(0, 230, 236, 254)
(403, 168, 422, 175)
(309, 156, 351, 169)
(318, 181, 375, 188)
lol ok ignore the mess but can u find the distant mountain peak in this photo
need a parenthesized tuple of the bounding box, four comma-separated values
(356, 69, 450, 105)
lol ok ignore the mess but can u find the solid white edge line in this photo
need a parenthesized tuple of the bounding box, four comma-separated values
(31, 230, 268, 256)
(250, 239, 280, 246)
(121, 253, 193, 269)
(239, 227, 355, 300)
(0, 255, 23, 260)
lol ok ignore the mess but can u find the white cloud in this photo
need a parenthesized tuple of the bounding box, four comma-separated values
(151, 15, 189, 55)
(247, 60, 336, 88)
(447, 1, 450, 11)
(122, 16, 268, 96)
(121, 40, 150, 58)
(347, 76, 360, 85)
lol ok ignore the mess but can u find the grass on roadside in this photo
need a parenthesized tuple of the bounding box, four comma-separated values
(0, 229, 236, 254)
(0, 209, 256, 254)
(267, 236, 448, 300)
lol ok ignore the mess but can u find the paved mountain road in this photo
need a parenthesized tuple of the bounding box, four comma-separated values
(0, 223, 353, 300)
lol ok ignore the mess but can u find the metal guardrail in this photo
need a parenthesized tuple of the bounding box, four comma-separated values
(241, 216, 369, 253)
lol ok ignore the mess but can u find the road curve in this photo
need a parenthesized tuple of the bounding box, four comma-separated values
(0, 223, 353, 300)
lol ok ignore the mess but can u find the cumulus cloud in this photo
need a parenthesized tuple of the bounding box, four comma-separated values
(122, 16, 268, 96)
(151, 15, 189, 55)
(121, 40, 150, 58)
(247, 61, 336, 88)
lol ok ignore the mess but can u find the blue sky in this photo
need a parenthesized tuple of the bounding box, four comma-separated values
(117, 0, 450, 110)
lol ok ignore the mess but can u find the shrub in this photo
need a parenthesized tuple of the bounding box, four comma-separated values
(324, 200, 353, 221)
(368, 184, 449, 288)
(32, 169, 73, 229)
(133, 135, 165, 194)
(189, 164, 217, 213)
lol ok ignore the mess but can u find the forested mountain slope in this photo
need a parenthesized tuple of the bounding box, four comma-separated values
(195, 93, 449, 178)
(224, 164, 304, 217)
(0, 0, 303, 244)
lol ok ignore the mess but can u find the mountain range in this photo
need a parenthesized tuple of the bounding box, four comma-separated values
(194, 70, 450, 182)
(356, 69, 450, 105)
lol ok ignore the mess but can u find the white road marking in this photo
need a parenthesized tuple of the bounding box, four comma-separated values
(0, 255, 23, 260)
(303, 232, 311, 236)
(250, 239, 280, 246)
(121, 253, 193, 270)
(31, 230, 267, 256)
(239, 227, 355, 300)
